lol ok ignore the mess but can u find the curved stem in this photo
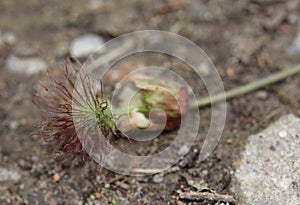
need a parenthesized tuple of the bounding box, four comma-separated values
(192, 63, 300, 109)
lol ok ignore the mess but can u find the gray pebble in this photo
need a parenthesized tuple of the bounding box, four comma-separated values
(287, 13, 298, 25)
(6, 55, 46, 75)
(9, 120, 19, 130)
(255, 90, 268, 100)
(0, 32, 17, 46)
(70, 33, 105, 58)
(178, 144, 190, 156)
(287, 25, 300, 55)
(234, 114, 300, 204)
(0, 167, 21, 182)
(197, 62, 211, 76)
(152, 173, 164, 183)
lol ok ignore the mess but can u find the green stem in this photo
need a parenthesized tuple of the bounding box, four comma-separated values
(192, 63, 300, 109)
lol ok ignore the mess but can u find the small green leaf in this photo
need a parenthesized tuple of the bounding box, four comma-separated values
(110, 199, 116, 205)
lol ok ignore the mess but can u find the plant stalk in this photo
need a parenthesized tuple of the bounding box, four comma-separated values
(192, 63, 300, 109)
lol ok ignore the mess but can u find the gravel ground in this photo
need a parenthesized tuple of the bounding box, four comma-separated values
(0, 0, 300, 204)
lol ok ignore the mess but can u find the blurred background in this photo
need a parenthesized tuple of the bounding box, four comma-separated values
(0, 0, 299, 204)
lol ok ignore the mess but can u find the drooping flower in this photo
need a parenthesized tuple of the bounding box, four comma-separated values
(33, 57, 190, 168)
(118, 73, 189, 132)
(33, 57, 118, 166)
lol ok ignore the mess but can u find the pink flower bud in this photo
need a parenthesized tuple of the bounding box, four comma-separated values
(126, 74, 189, 131)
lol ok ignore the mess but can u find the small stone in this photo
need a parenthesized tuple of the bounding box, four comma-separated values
(6, 55, 46, 75)
(178, 145, 190, 155)
(287, 25, 300, 55)
(19, 184, 25, 190)
(0, 32, 17, 46)
(9, 120, 19, 130)
(70, 33, 105, 58)
(255, 90, 268, 100)
(39, 181, 47, 188)
(201, 169, 208, 177)
(94, 192, 101, 199)
(225, 138, 233, 144)
(0, 167, 21, 182)
(278, 130, 287, 138)
(287, 13, 298, 25)
(197, 62, 211, 76)
(226, 68, 235, 77)
(152, 173, 164, 183)
(52, 173, 60, 182)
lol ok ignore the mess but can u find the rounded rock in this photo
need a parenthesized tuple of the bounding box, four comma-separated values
(69, 33, 105, 58)
(152, 173, 164, 183)
(6, 55, 46, 75)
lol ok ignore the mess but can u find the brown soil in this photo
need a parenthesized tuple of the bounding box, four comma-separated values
(0, 0, 299, 204)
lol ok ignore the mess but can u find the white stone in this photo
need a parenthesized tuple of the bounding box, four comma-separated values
(70, 33, 105, 58)
(1, 32, 17, 45)
(152, 173, 164, 183)
(278, 130, 287, 138)
(0, 167, 21, 182)
(178, 144, 190, 155)
(6, 55, 46, 75)
(9, 120, 19, 130)
(197, 62, 211, 76)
